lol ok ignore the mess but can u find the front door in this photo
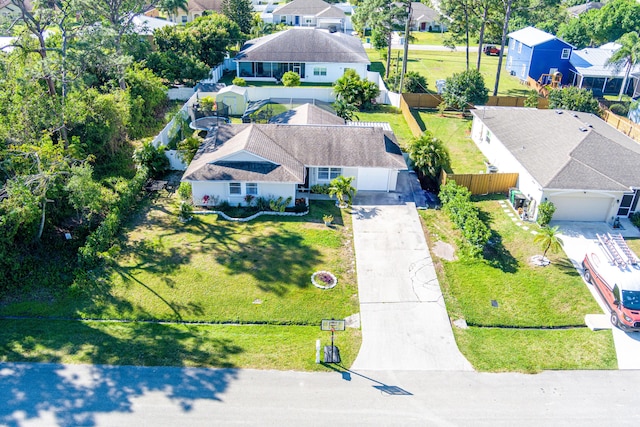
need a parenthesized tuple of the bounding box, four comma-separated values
(618, 190, 640, 217)
(420, 22, 426, 31)
(295, 15, 299, 25)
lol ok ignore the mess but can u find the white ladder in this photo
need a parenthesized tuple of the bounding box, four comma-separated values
(609, 233, 639, 266)
(597, 233, 627, 268)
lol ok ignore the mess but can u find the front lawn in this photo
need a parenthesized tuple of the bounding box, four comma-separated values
(0, 196, 362, 370)
(420, 196, 617, 371)
(412, 111, 486, 173)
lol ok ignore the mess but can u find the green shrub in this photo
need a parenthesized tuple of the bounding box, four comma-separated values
(310, 184, 331, 194)
(179, 201, 193, 220)
(440, 181, 490, 256)
(79, 166, 150, 266)
(132, 141, 169, 177)
(177, 182, 192, 201)
(232, 77, 247, 86)
(255, 196, 270, 211)
(609, 103, 629, 116)
(524, 90, 540, 108)
(631, 212, 640, 229)
(537, 201, 556, 226)
(199, 96, 217, 113)
(282, 71, 301, 87)
(269, 196, 292, 212)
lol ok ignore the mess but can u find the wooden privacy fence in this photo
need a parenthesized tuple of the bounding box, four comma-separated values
(440, 170, 519, 195)
(400, 95, 423, 138)
(401, 93, 548, 110)
(600, 109, 640, 143)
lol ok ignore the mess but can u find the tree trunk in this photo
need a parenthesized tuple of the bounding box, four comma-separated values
(464, 0, 469, 70)
(493, 0, 512, 96)
(399, 1, 411, 93)
(386, 30, 392, 79)
(476, 5, 489, 70)
(618, 62, 631, 101)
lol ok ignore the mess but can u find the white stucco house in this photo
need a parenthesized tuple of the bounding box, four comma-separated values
(271, 0, 346, 31)
(471, 107, 640, 222)
(234, 27, 369, 83)
(182, 106, 406, 207)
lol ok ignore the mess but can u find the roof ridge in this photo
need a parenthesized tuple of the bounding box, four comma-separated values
(246, 125, 305, 179)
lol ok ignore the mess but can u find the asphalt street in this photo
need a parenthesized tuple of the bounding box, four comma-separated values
(1, 362, 639, 426)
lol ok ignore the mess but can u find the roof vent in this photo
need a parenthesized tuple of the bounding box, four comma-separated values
(573, 113, 579, 118)
(585, 123, 593, 128)
(579, 127, 588, 132)
(555, 110, 563, 114)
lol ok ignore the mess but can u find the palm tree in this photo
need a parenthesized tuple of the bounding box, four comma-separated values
(607, 31, 640, 101)
(158, 0, 189, 23)
(533, 226, 564, 260)
(406, 131, 451, 180)
(333, 99, 359, 121)
(329, 176, 357, 208)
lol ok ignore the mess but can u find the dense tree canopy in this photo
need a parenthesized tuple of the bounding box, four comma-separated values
(442, 69, 489, 110)
(547, 86, 599, 114)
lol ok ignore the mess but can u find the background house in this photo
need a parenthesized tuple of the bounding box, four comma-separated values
(409, 2, 446, 32)
(182, 121, 407, 206)
(150, 0, 222, 24)
(235, 28, 370, 83)
(570, 43, 640, 97)
(0, 0, 31, 22)
(471, 107, 640, 222)
(506, 26, 574, 85)
(271, 0, 346, 31)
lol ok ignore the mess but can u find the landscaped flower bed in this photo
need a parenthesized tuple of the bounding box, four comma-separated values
(311, 271, 337, 290)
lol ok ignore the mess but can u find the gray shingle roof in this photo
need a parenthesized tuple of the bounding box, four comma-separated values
(471, 107, 640, 191)
(269, 103, 345, 125)
(273, 0, 345, 18)
(235, 28, 369, 64)
(182, 123, 406, 182)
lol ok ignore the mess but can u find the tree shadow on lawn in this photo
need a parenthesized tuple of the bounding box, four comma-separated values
(482, 231, 519, 274)
(215, 230, 322, 296)
(552, 258, 581, 277)
(0, 319, 242, 427)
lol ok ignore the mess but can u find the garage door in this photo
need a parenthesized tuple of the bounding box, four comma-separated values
(546, 195, 613, 222)
(357, 168, 389, 191)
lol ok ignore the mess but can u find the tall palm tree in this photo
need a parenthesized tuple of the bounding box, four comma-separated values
(533, 226, 564, 260)
(607, 31, 640, 101)
(329, 176, 357, 208)
(158, 0, 189, 23)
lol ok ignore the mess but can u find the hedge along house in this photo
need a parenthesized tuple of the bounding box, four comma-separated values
(505, 26, 574, 86)
(181, 122, 407, 207)
(234, 28, 370, 83)
(471, 107, 640, 222)
(271, 0, 347, 31)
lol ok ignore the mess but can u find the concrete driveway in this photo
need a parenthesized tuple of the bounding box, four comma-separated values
(350, 172, 472, 371)
(553, 219, 640, 370)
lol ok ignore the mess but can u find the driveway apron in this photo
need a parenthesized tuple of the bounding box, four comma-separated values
(554, 220, 640, 370)
(350, 174, 472, 371)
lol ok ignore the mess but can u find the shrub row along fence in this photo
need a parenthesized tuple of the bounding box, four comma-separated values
(440, 170, 519, 196)
(401, 93, 549, 110)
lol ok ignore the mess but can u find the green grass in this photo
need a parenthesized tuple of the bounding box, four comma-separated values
(420, 196, 616, 371)
(454, 327, 617, 373)
(410, 31, 447, 45)
(355, 105, 414, 147)
(0, 319, 361, 370)
(0, 196, 362, 370)
(412, 111, 486, 173)
(367, 49, 529, 96)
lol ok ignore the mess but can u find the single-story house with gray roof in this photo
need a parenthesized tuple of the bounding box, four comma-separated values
(471, 107, 640, 222)
(182, 122, 407, 206)
(234, 27, 369, 83)
(272, 0, 346, 31)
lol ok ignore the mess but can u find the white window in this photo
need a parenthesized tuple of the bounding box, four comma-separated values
(305, 18, 312, 24)
(485, 131, 492, 144)
(229, 183, 241, 195)
(318, 167, 342, 181)
(246, 183, 258, 195)
(313, 67, 327, 76)
(181, 15, 188, 23)
(517, 42, 522, 53)
(561, 48, 570, 59)
(510, 39, 515, 49)
(521, 63, 526, 77)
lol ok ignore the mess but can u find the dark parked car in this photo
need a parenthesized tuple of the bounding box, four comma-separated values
(483, 45, 501, 56)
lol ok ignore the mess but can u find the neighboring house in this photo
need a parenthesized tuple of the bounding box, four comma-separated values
(506, 26, 574, 85)
(272, 0, 346, 31)
(235, 28, 369, 83)
(149, 0, 223, 24)
(269, 103, 345, 125)
(569, 43, 640, 97)
(471, 107, 640, 222)
(566, 1, 603, 18)
(131, 15, 176, 35)
(409, 2, 446, 32)
(182, 120, 407, 206)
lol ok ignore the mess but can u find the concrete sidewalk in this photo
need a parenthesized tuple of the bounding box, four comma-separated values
(350, 172, 472, 371)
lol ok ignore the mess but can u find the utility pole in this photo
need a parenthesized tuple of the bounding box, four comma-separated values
(399, 0, 411, 94)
